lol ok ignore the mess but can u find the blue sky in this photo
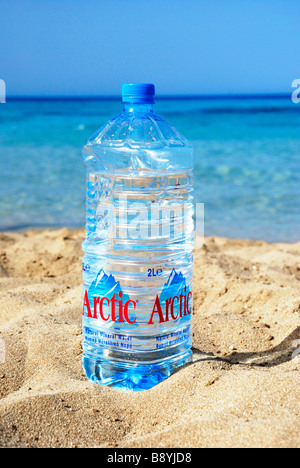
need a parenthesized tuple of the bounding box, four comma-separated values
(1, 0, 299, 96)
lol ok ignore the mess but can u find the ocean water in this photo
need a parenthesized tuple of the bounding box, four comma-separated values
(0, 96, 299, 242)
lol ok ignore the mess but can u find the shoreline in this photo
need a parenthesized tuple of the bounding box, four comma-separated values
(0, 228, 299, 447)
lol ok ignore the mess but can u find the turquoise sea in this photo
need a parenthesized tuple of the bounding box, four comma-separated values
(0, 96, 299, 242)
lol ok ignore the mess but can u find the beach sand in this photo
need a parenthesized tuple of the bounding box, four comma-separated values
(0, 228, 299, 448)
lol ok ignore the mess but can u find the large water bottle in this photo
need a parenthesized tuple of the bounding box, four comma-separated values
(82, 83, 194, 391)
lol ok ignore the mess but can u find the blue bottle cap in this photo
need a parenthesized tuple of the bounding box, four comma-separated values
(122, 83, 155, 104)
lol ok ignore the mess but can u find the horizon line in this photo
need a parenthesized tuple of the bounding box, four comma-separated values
(5, 92, 291, 101)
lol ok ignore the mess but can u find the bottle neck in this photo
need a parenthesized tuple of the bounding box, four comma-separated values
(123, 102, 153, 113)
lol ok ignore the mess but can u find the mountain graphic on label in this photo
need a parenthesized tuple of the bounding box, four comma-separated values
(88, 269, 131, 302)
(159, 269, 190, 319)
(162, 269, 188, 296)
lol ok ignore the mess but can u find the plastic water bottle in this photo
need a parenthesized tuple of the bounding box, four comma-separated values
(82, 83, 194, 391)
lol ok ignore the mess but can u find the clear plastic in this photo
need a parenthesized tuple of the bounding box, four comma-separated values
(82, 100, 194, 391)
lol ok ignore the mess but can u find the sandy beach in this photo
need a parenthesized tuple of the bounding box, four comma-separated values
(0, 228, 299, 448)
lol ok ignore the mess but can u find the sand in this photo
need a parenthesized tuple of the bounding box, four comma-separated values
(0, 228, 299, 448)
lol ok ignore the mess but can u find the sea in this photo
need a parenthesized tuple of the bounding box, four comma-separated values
(0, 95, 299, 242)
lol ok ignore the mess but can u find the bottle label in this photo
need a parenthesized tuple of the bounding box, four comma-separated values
(82, 268, 192, 326)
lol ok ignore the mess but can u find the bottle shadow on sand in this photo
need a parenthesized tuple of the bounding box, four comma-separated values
(191, 326, 300, 368)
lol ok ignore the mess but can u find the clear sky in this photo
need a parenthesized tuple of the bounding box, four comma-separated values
(1, 0, 299, 96)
